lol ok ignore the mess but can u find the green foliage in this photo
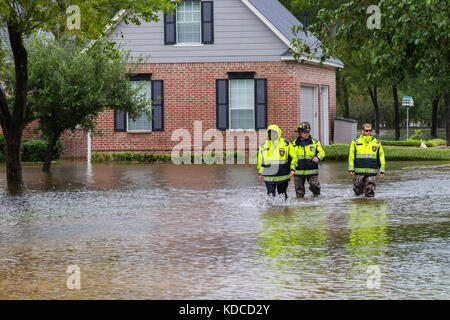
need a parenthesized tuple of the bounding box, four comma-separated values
(426, 139, 447, 148)
(0, 134, 4, 153)
(322, 144, 350, 161)
(92, 151, 247, 164)
(379, 139, 446, 147)
(410, 130, 423, 140)
(92, 152, 172, 163)
(16, 36, 151, 141)
(323, 144, 450, 161)
(21, 140, 64, 162)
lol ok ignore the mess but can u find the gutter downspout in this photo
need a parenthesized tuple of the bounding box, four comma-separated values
(87, 130, 91, 163)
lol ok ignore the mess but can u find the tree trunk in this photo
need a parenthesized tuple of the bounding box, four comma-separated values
(392, 85, 401, 140)
(43, 135, 58, 172)
(4, 132, 24, 193)
(445, 91, 450, 147)
(430, 95, 440, 138)
(337, 72, 350, 118)
(0, 23, 29, 193)
(368, 85, 380, 134)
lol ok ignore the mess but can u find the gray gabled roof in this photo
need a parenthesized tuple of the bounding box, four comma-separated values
(248, 0, 302, 43)
(247, 0, 343, 67)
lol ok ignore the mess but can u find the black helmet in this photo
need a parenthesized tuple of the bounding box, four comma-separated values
(296, 122, 311, 133)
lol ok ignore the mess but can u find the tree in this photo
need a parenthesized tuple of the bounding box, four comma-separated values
(289, 0, 449, 141)
(0, 0, 176, 193)
(1, 36, 152, 172)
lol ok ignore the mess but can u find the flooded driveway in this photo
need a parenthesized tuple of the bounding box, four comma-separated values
(1, 161, 449, 299)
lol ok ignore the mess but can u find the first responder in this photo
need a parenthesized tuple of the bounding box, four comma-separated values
(290, 122, 325, 198)
(257, 125, 297, 199)
(348, 123, 386, 197)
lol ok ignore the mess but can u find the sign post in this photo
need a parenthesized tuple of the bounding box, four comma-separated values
(402, 96, 414, 139)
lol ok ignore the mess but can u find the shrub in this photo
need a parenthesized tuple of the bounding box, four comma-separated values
(0, 134, 4, 153)
(91, 152, 111, 162)
(379, 139, 447, 147)
(410, 129, 423, 140)
(426, 139, 447, 147)
(22, 140, 63, 162)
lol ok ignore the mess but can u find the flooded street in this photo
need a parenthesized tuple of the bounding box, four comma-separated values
(0, 161, 449, 299)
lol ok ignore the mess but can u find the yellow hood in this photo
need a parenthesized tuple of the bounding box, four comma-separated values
(267, 125, 282, 141)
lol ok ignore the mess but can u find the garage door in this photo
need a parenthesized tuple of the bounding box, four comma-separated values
(300, 85, 319, 138)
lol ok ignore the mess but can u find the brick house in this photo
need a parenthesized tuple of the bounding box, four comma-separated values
(7, 0, 343, 160)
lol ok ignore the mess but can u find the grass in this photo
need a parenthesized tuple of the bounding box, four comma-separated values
(323, 144, 450, 161)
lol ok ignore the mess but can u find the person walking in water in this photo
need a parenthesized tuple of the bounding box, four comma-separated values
(348, 123, 386, 197)
(290, 122, 325, 198)
(257, 125, 297, 199)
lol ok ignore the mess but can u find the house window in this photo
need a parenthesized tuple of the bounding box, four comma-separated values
(127, 81, 152, 132)
(229, 79, 255, 129)
(176, 1, 201, 43)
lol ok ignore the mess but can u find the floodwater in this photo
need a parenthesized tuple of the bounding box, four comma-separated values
(0, 161, 449, 299)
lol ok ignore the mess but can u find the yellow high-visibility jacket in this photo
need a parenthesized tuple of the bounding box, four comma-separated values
(291, 136, 325, 176)
(349, 135, 386, 176)
(257, 125, 297, 184)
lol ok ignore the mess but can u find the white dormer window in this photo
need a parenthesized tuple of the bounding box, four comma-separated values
(164, 1, 213, 45)
(177, 1, 201, 44)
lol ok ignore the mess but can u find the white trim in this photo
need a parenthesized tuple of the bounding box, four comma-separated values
(240, 0, 344, 69)
(320, 86, 330, 145)
(228, 79, 256, 130)
(239, 0, 291, 48)
(83, 9, 128, 53)
(281, 53, 344, 68)
(300, 84, 320, 139)
(126, 112, 152, 132)
(101, 1, 344, 69)
(87, 130, 92, 163)
(174, 43, 204, 47)
(176, 0, 202, 45)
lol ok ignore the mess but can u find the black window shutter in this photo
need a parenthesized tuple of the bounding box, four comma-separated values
(201, 1, 214, 44)
(164, 4, 176, 45)
(114, 110, 126, 132)
(151, 80, 164, 131)
(255, 79, 268, 130)
(216, 79, 229, 130)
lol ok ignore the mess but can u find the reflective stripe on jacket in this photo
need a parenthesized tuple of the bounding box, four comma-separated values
(257, 125, 297, 184)
(348, 135, 386, 176)
(291, 136, 325, 177)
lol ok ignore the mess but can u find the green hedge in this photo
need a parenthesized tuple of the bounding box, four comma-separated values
(22, 140, 64, 162)
(322, 144, 450, 161)
(0, 135, 63, 163)
(379, 139, 446, 147)
(92, 152, 172, 163)
(92, 151, 247, 163)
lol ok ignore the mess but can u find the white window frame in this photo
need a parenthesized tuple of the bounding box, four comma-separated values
(127, 81, 152, 133)
(228, 79, 255, 130)
(176, 0, 202, 45)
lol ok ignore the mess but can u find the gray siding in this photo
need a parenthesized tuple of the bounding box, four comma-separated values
(107, 0, 289, 63)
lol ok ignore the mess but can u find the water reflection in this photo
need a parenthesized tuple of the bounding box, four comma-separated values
(0, 161, 449, 299)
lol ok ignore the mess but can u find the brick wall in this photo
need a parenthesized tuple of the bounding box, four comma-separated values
(13, 60, 336, 160)
(92, 60, 336, 159)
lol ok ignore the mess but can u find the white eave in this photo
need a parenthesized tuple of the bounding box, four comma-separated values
(240, 0, 344, 69)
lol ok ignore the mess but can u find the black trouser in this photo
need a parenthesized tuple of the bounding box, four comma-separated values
(265, 182, 289, 199)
